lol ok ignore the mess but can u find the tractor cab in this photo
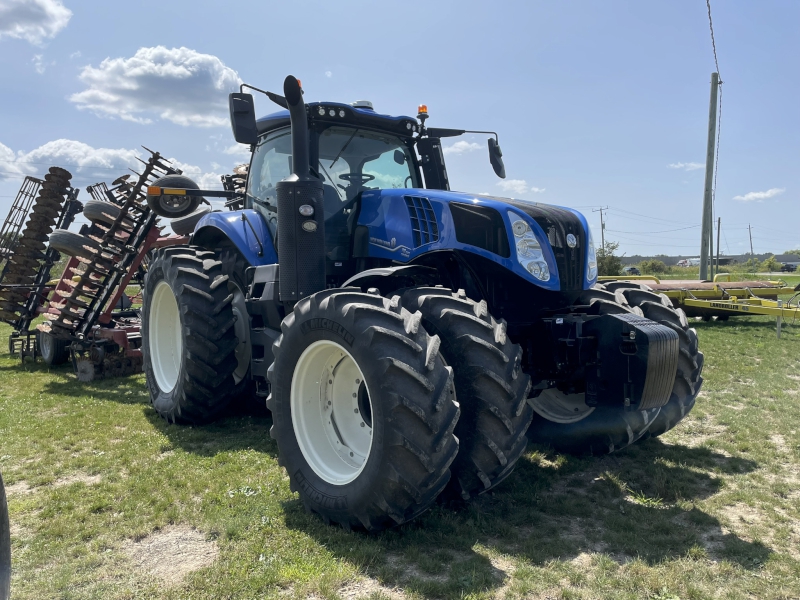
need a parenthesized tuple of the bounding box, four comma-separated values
(246, 119, 422, 262)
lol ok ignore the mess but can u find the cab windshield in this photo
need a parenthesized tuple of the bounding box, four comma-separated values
(247, 125, 419, 222)
(316, 126, 420, 214)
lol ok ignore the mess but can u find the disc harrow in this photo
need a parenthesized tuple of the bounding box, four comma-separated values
(29, 149, 189, 381)
(47, 150, 179, 341)
(0, 168, 81, 348)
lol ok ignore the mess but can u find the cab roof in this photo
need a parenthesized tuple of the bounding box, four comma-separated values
(256, 101, 419, 139)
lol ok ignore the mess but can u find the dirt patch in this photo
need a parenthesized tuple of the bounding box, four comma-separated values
(53, 473, 102, 488)
(5, 481, 32, 496)
(770, 434, 790, 454)
(338, 577, 407, 599)
(122, 525, 219, 585)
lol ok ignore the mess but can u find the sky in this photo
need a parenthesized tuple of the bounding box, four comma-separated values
(0, 0, 797, 257)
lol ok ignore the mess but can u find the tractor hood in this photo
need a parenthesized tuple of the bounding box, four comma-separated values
(357, 188, 596, 292)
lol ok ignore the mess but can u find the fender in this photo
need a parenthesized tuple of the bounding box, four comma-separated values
(192, 209, 278, 266)
(342, 265, 442, 295)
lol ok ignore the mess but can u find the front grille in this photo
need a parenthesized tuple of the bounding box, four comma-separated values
(405, 196, 439, 247)
(491, 197, 586, 291)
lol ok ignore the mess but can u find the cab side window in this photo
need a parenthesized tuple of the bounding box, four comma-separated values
(247, 128, 292, 210)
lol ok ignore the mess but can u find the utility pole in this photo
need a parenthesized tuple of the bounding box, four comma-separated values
(715, 217, 721, 276)
(593, 206, 608, 250)
(700, 72, 720, 281)
(748, 223, 754, 256)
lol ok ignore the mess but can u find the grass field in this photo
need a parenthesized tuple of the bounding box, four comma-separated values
(1, 309, 799, 599)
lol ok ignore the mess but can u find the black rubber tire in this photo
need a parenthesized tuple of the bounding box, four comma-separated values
(218, 249, 257, 407)
(616, 288, 704, 439)
(142, 246, 239, 424)
(400, 287, 533, 500)
(171, 205, 212, 236)
(267, 289, 460, 531)
(0, 472, 10, 600)
(146, 175, 202, 219)
(38, 330, 70, 366)
(527, 288, 663, 455)
(48, 229, 101, 259)
(82, 200, 132, 228)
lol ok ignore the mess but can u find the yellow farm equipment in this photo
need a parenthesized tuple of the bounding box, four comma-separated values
(599, 274, 800, 327)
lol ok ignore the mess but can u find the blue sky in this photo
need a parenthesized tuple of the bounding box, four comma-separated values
(0, 0, 797, 256)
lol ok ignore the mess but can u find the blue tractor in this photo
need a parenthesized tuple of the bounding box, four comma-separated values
(143, 76, 703, 531)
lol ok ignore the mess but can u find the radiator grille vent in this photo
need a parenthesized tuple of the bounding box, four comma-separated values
(405, 196, 439, 247)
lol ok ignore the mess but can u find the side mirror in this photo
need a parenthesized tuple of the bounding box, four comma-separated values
(488, 138, 505, 179)
(393, 149, 405, 165)
(229, 93, 258, 145)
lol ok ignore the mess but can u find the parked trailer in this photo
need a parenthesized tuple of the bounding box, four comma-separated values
(600, 275, 800, 320)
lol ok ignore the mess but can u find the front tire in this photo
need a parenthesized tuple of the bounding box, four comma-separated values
(400, 287, 533, 500)
(142, 246, 240, 423)
(267, 289, 460, 531)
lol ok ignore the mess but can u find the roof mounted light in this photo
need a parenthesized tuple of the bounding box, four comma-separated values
(351, 100, 373, 110)
(418, 104, 428, 114)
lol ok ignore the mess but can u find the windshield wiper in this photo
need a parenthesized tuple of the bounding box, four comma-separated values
(317, 162, 343, 200)
(329, 128, 359, 170)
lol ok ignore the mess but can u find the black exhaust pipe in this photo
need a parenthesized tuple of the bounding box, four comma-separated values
(276, 75, 326, 303)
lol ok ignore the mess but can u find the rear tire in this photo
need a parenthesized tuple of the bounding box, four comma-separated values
(267, 289, 460, 531)
(38, 330, 70, 366)
(142, 246, 239, 423)
(0, 472, 10, 600)
(400, 287, 533, 500)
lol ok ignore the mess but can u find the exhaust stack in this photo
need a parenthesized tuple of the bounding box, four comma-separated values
(276, 76, 326, 303)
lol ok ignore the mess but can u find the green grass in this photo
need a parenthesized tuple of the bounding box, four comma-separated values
(2, 313, 800, 599)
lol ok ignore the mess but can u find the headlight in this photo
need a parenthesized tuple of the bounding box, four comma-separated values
(508, 212, 550, 282)
(587, 229, 598, 281)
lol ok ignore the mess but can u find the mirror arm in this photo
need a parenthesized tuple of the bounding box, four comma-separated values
(240, 83, 288, 109)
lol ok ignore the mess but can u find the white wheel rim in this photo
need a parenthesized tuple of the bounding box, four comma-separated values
(149, 280, 182, 393)
(531, 389, 595, 424)
(230, 281, 251, 384)
(39, 332, 53, 359)
(291, 340, 373, 485)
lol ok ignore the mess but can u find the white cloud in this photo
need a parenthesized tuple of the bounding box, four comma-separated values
(733, 187, 785, 202)
(69, 50, 80, 59)
(70, 46, 242, 127)
(169, 159, 223, 190)
(0, 0, 71, 45)
(223, 143, 251, 157)
(496, 179, 545, 196)
(325, 70, 332, 78)
(442, 141, 481, 156)
(0, 140, 230, 196)
(668, 162, 704, 171)
(32, 53, 44, 73)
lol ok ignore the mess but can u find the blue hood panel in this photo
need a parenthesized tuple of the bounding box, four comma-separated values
(358, 189, 596, 291)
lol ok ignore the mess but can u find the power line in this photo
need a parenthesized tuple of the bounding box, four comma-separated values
(605, 208, 694, 226)
(606, 225, 700, 235)
(706, 0, 721, 75)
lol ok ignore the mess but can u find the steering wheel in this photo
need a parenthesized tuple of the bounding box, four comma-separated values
(338, 173, 375, 186)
